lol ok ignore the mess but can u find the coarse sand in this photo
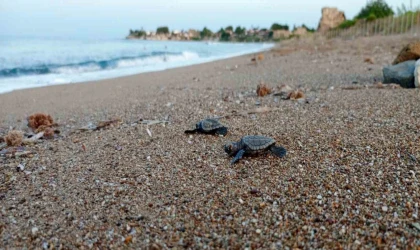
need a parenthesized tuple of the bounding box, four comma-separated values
(0, 35, 419, 249)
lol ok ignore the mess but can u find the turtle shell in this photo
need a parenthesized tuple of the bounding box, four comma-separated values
(198, 119, 224, 132)
(242, 135, 275, 151)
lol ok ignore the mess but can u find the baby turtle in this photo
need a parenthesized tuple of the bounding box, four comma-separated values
(184, 119, 228, 136)
(224, 135, 286, 165)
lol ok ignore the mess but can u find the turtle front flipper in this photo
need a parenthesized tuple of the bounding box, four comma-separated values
(231, 149, 245, 165)
(184, 129, 197, 134)
(215, 127, 228, 136)
(269, 145, 287, 158)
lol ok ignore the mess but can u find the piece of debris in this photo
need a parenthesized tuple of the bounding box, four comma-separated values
(139, 120, 169, 126)
(256, 83, 272, 97)
(364, 58, 374, 64)
(251, 53, 264, 62)
(27, 113, 55, 131)
(146, 128, 152, 137)
(217, 106, 281, 119)
(124, 235, 133, 244)
(16, 164, 24, 172)
(272, 84, 293, 98)
(4, 130, 24, 147)
(287, 90, 305, 100)
(0, 147, 34, 158)
(22, 132, 45, 145)
(342, 82, 401, 90)
(78, 118, 122, 132)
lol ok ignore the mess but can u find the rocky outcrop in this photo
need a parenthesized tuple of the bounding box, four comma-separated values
(383, 60, 416, 88)
(393, 42, 420, 65)
(317, 7, 346, 33)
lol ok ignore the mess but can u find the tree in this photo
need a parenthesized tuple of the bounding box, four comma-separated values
(225, 26, 233, 32)
(156, 26, 169, 34)
(270, 23, 289, 31)
(200, 27, 213, 38)
(220, 31, 231, 41)
(356, 0, 394, 20)
(234, 26, 246, 36)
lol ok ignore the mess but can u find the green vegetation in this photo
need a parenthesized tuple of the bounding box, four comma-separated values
(219, 30, 231, 42)
(129, 29, 146, 37)
(338, 20, 357, 29)
(356, 0, 394, 19)
(270, 23, 289, 31)
(225, 26, 233, 32)
(129, 22, 316, 43)
(200, 27, 213, 38)
(337, 0, 394, 29)
(156, 26, 169, 34)
(234, 26, 246, 36)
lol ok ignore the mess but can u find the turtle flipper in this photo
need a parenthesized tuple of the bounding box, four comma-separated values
(231, 149, 245, 165)
(184, 129, 197, 134)
(215, 127, 228, 136)
(269, 145, 287, 158)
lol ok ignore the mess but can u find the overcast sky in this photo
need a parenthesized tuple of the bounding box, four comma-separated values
(0, 0, 411, 39)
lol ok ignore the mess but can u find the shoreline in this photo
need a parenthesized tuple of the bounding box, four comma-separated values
(0, 40, 274, 95)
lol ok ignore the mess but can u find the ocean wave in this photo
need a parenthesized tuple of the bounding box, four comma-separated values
(0, 51, 199, 78)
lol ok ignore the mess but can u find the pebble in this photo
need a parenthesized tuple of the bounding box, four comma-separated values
(31, 227, 39, 235)
(317, 195, 322, 200)
(382, 206, 388, 212)
(256, 229, 261, 234)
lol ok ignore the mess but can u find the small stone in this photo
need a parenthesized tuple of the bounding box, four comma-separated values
(382, 206, 388, 212)
(256, 229, 261, 234)
(411, 222, 420, 231)
(31, 227, 39, 235)
(16, 164, 24, 172)
(239, 198, 244, 204)
(317, 195, 322, 200)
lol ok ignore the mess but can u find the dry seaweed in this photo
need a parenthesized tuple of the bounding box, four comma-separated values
(287, 90, 305, 100)
(4, 130, 24, 147)
(27, 113, 54, 131)
(256, 83, 272, 97)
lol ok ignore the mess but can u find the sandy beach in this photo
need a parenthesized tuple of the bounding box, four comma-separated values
(1, 35, 420, 248)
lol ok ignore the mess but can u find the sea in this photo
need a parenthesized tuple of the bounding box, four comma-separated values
(0, 37, 273, 94)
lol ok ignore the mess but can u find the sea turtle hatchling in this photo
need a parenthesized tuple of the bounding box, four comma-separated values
(224, 135, 286, 165)
(184, 118, 228, 136)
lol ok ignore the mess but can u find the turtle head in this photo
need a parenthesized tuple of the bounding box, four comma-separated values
(224, 142, 239, 156)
